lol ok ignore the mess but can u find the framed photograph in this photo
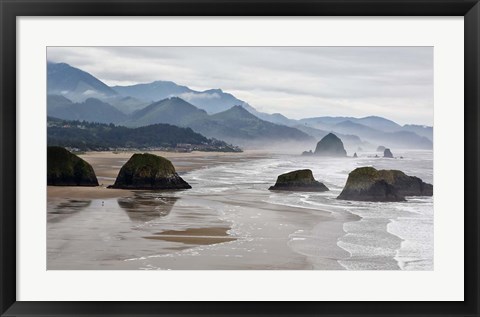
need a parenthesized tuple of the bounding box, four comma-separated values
(1, 0, 479, 316)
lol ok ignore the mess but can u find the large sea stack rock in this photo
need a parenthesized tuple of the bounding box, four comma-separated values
(269, 169, 329, 192)
(383, 148, 394, 158)
(47, 146, 99, 186)
(337, 167, 433, 202)
(109, 153, 191, 190)
(314, 133, 347, 157)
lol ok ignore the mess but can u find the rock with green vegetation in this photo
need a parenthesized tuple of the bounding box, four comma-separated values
(377, 169, 433, 197)
(377, 145, 386, 152)
(47, 146, 98, 186)
(109, 153, 191, 190)
(383, 148, 394, 158)
(269, 169, 329, 192)
(337, 167, 433, 202)
(314, 133, 347, 157)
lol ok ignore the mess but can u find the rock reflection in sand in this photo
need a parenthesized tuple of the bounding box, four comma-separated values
(48, 200, 92, 223)
(117, 192, 179, 222)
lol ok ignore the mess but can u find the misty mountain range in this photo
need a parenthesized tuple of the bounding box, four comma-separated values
(47, 62, 433, 151)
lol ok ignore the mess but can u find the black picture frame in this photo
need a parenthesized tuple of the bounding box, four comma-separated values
(1, 0, 479, 316)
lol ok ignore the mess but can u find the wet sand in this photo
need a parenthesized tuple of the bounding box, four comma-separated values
(144, 227, 236, 245)
(48, 150, 275, 269)
(47, 186, 132, 200)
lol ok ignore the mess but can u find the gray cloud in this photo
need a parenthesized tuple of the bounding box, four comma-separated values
(47, 46, 433, 125)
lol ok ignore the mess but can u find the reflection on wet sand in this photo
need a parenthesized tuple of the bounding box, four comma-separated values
(48, 200, 91, 223)
(117, 192, 179, 222)
(144, 227, 237, 245)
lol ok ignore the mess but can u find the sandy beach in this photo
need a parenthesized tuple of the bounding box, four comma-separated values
(47, 149, 433, 270)
(47, 149, 351, 270)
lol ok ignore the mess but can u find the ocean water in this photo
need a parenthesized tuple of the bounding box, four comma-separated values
(47, 150, 433, 270)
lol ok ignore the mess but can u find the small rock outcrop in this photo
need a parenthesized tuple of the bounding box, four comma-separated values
(383, 148, 394, 158)
(269, 169, 329, 192)
(377, 145, 386, 152)
(109, 153, 191, 190)
(353, 152, 358, 158)
(47, 146, 99, 186)
(301, 150, 314, 156)
(314, 133, 347, 157)
(337, 167, 433, 202)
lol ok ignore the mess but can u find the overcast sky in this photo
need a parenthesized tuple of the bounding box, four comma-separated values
(47, 47, 433, 125)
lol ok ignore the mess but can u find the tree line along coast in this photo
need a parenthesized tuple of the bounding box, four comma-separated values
(47, 132, 432, 202)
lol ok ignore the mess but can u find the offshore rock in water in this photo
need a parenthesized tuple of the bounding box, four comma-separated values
(314, 133, 347, 157)
(377, 145, 386, 152)
(337, 166, 433, 202)
(47, 146, 99, 186)
(301, 150, 314, 156)
(109, 153, 191, 190)
(269, 169, 329, 192)
(383, 148, 394, 158)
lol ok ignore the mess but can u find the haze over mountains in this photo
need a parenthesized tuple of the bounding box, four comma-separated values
(47, 62, 118, 101)
(47, 62, 433, 151)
